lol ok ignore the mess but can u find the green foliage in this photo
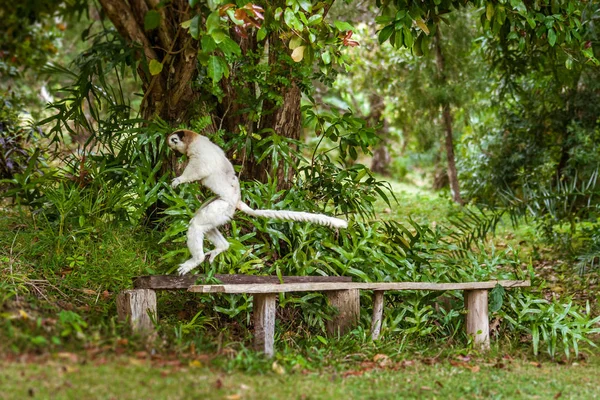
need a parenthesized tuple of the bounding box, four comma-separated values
(501, 294, 600, 358)
(376, 0, 596, 65)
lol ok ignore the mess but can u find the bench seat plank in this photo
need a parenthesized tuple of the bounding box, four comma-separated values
(134, 274, 352, 290)
(188, 280, 530, 293)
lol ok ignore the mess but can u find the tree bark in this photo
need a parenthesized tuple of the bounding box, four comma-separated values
(369, 93, 391, 176)
(97, 0, 310, 190)
(433, 28, 464, 206)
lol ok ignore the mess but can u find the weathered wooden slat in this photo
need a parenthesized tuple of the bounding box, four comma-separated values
(370, 291, 385, 341)
(253, 293, 277, 357)
(326, 289, 360, 337)
(133, 274, 352, 290)
(116, 289, 157, 335)
(188, 280, 530, 294)
(465, 289, 490, 349)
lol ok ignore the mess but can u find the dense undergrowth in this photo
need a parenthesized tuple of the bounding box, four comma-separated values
(1, 174, 599, 365)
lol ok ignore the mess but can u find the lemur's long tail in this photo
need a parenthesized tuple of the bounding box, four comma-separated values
(237, 202, 348, 229)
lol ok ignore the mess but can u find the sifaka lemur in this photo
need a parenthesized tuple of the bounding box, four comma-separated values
(167, 129, 348, 276)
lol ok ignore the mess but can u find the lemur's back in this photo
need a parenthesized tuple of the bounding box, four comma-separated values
(192, 136, 241, 206)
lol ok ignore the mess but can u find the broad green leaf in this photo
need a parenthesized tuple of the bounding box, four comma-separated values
(144, 10, 161, 30)
(211, 28, 227, 43)
(321, 51, 331, 65)
(548, 28, 557, 46)
(307, 14, 323, 26)
(416, 18, 430, 35)
(219, 37, 242, 56)
(201, 35, 217, 52)
(206, 11, 221, 33)
(257, 27, 268, 41)
(565, 57, 573, 69)
(289, 36, 303, 50)
(149, 59, 163, 75)
(393, 29, 404, 48)
(334, 20, 354, 32)
(189, 0, 199, 6)
(180, 19, 192, 29)
(298, 0, 312, 12)
(284, 9, 303, 31)
(403, 27, 414, 48)
(190, 15, 200, 39)
(490, 284, 505, 313)
(378, 25, 394, 44)
(197, 50, 210, 64)
(207, 55, 228, 83)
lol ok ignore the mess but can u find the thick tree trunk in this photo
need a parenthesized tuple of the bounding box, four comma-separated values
(434, 29, 464, 206)
(98, 0, 306, 191)
(98, 0, 202, 125)
(252, 34, 303, 188)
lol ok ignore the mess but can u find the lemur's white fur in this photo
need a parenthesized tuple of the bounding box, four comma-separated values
(167, 130, 348, 275)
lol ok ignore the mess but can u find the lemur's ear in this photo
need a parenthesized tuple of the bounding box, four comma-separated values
(176, 131, 185, 140)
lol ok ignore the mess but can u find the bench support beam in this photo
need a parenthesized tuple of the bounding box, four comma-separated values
(326, 289, 360, 336)
(116, 289, 157, 335)
(465, 289, 490, 350)
(253, 293, 277, 357)
(371, 290, 385, 340)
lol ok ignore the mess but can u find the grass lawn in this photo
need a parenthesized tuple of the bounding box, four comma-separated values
(1, 355, 598, 399)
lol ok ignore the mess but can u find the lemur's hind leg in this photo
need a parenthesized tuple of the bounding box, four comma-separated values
(205, 228, 230, 263)
(178, 199, 235, 276)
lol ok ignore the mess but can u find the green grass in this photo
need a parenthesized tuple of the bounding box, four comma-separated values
(1, 356, 599, 399)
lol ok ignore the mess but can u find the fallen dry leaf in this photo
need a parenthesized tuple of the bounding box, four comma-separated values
(468, 365, 480, 373)
(225, 395, 241, 400)
(128, 357, 146, 366)
(56, 352, 78, 363)
(342, 370, 364, 378)
(529, 361, 542, 368)
(272, 361, 285, 375)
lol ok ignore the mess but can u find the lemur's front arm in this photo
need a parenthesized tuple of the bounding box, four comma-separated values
(171, 159, 208, 188)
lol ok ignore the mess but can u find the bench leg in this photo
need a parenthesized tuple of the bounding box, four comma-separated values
(116, 289, 157, 335)
(253, 293, 277, 357)
(465, 289, 490, 350)
(326, 289, 360, 336)
(370, 291, 385, 340)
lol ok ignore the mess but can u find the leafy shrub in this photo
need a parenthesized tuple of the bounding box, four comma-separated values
(501, 293, 600, 359)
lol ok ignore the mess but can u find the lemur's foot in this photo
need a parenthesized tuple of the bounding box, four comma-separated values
(177, 257, 205, 275)
(171, 178, 182, 188)
(205, 248, 226, 263)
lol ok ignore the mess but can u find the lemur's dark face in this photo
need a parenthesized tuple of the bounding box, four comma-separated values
(167, 131, 187, 154)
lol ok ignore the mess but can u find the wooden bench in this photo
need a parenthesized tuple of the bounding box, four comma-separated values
(117, 276, 530, 357)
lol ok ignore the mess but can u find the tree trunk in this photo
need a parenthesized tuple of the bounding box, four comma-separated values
(98, 0, 307, 191)
(433, 28, 464, 206)
(369, 93, 391, 176)
(254, 35, 302, 188)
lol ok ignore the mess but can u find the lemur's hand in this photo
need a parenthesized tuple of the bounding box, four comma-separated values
(171, 178, 182, 189)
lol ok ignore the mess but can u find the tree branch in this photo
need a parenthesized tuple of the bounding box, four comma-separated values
(98, 0, 159, 62)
